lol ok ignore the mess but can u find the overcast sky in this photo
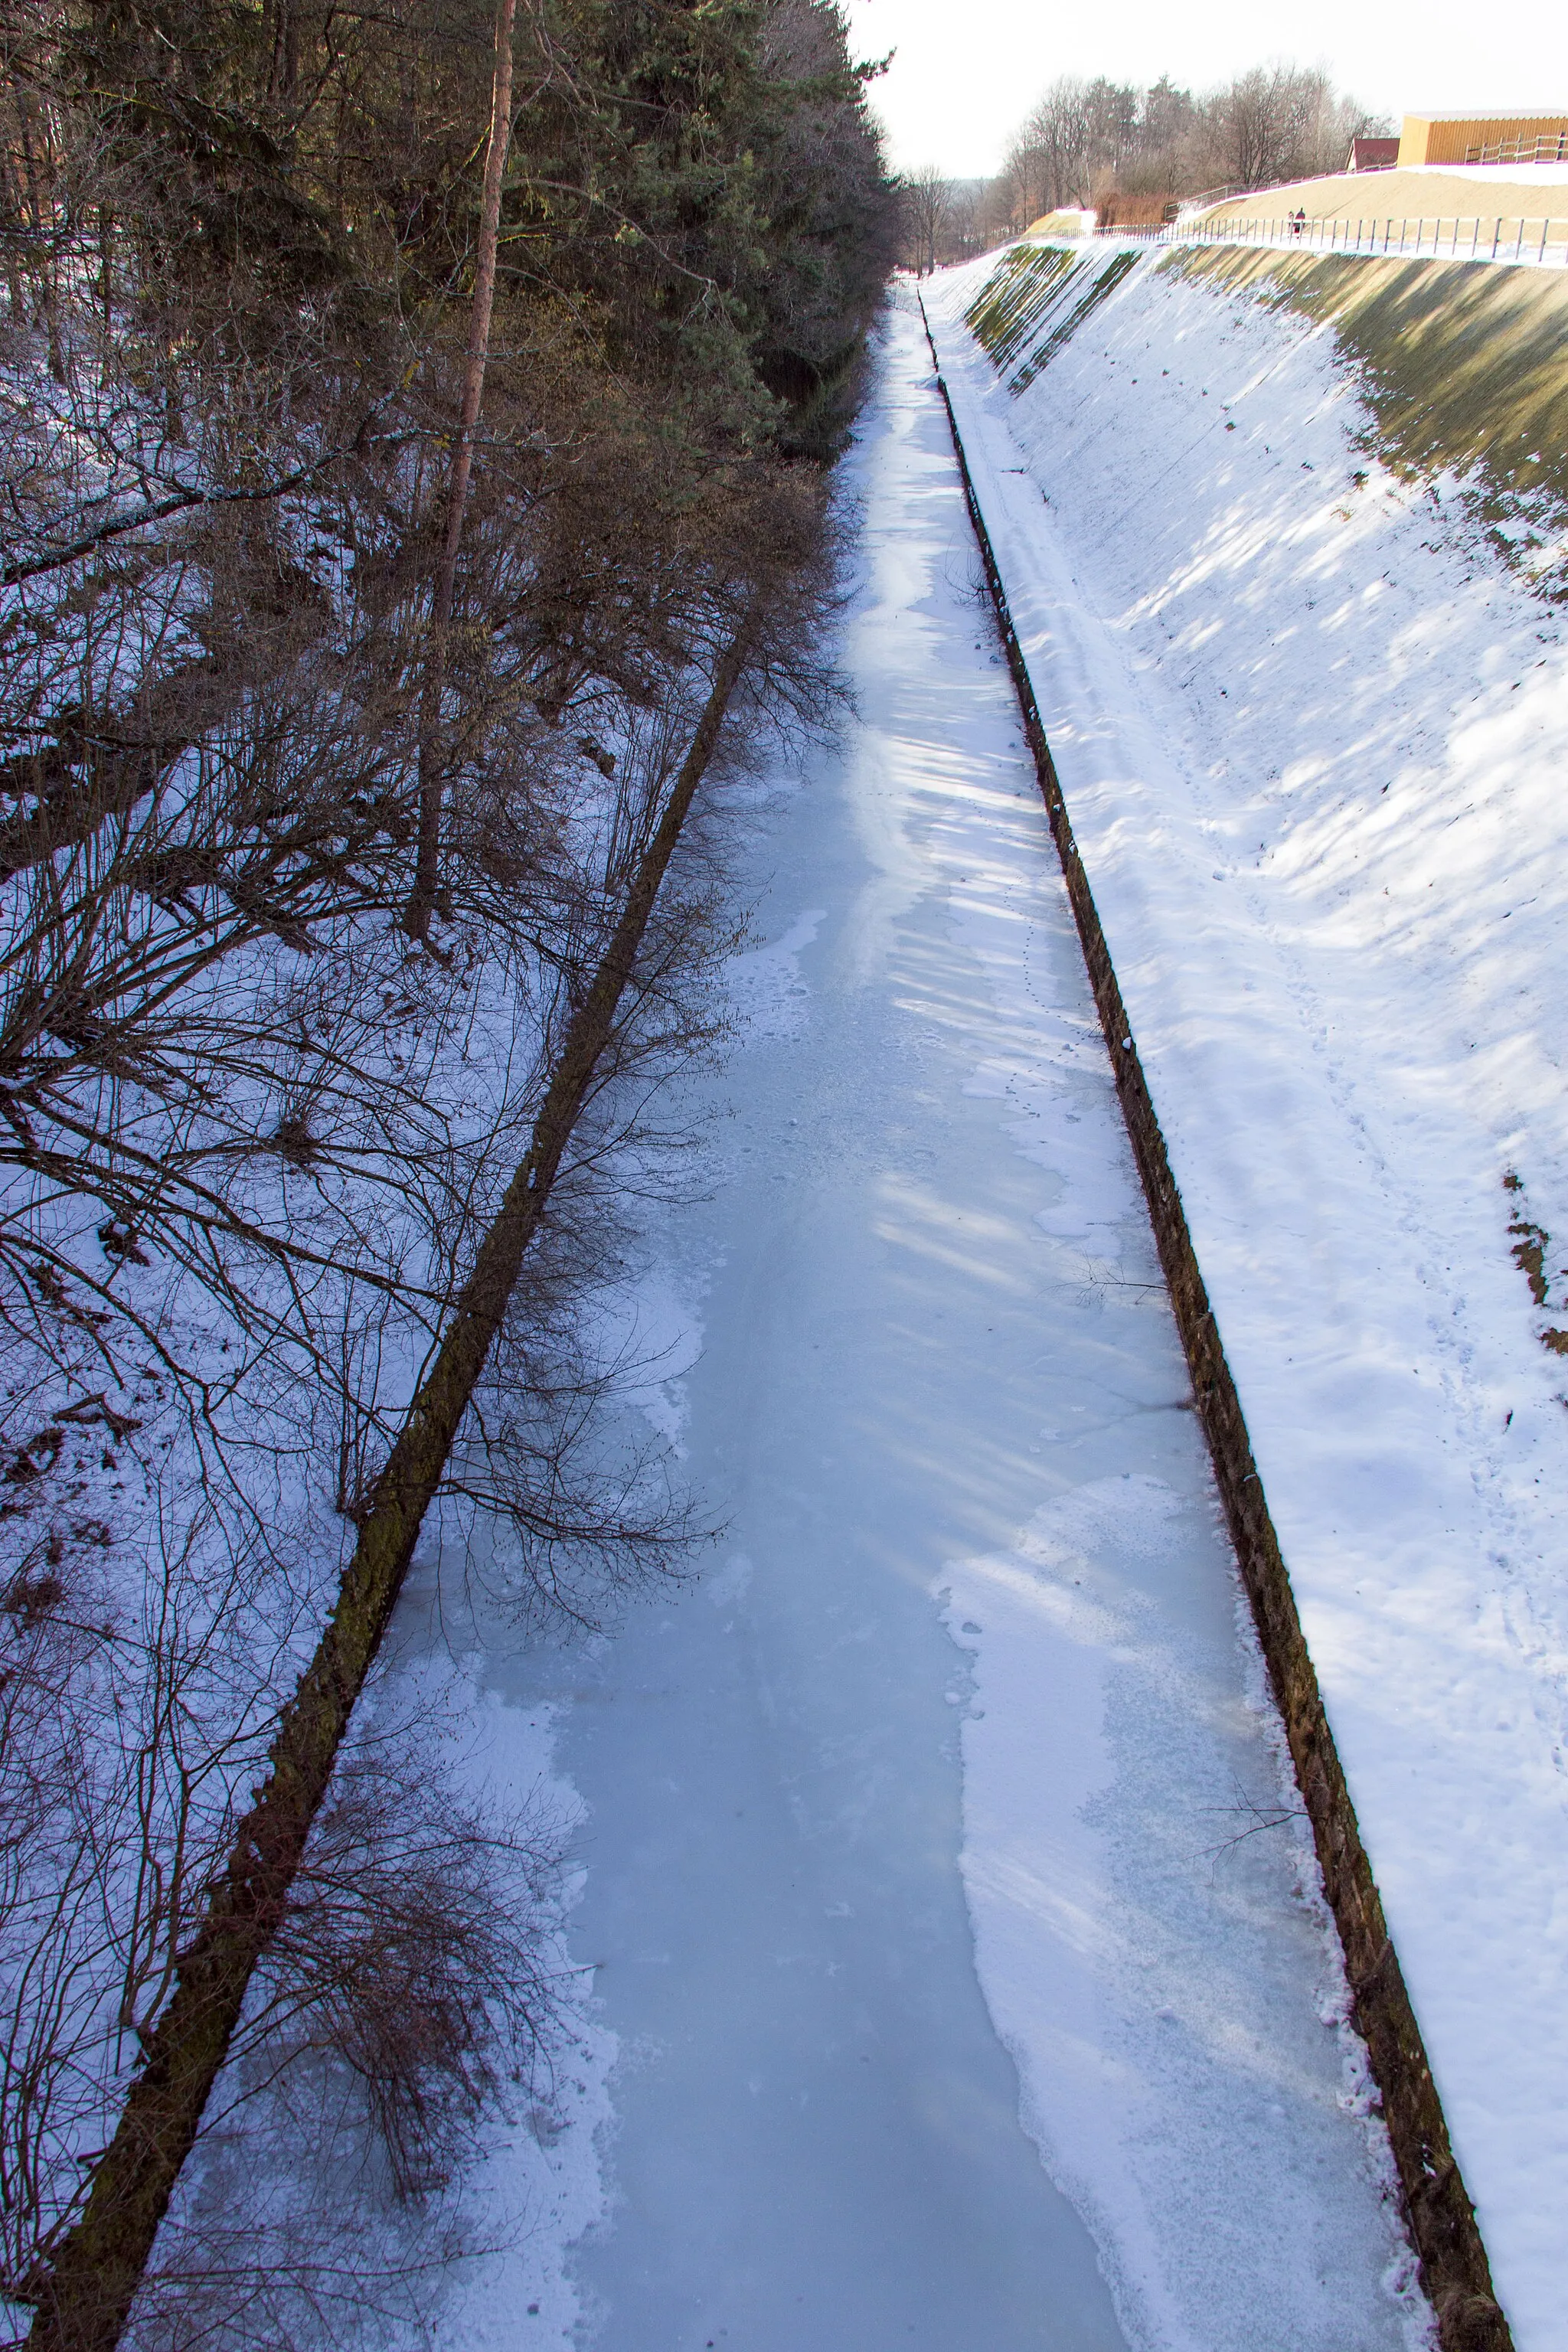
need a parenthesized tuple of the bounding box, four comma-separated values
(841, 0, 1568, 177)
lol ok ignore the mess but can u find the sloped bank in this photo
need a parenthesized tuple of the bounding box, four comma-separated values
(1166, 245, 1568, 585)
(919, 237, 1568, 2352)
(971, 238, 1568, 592)
(917, 293, 1502, 2352)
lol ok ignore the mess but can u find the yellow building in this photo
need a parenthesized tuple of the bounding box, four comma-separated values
(1398, 111, 1568, 167)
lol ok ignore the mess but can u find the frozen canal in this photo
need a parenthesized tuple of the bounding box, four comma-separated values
(436, 300, 1423, 2351)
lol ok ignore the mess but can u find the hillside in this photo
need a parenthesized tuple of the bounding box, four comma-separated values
(925, 236, 1568, 2352)
(1201, 165, 1568, 225)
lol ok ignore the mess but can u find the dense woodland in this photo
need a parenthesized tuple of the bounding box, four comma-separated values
(0, 2, 895, 2341)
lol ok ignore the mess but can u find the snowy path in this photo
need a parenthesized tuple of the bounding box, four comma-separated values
(423, 302, 1420, 2352)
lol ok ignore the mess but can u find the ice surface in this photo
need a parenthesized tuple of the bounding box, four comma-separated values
(923, 247, 1568, 2349)
(393, 299, 1424, 2350)
(369, 1674, 618, 2351)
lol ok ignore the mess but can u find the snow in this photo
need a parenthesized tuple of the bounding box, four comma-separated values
(0, 311, 706, 2253)
(722, 903, 827, 1040)
(942, 1476, 1416, 2352)
(922, 247, 1568, 2350)
(391, 297, 1424, 2349)
(0, 898, 563, 2247)
(138, 1639, 619, 2352)
(378, 1671, 619, 2351)
(1402, 162, 1568, 185)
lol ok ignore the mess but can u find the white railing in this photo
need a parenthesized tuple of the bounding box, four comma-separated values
(1096, 211, 1568, 267)
(1464, 132, 1568, 165)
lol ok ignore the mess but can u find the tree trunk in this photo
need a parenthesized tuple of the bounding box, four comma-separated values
(402, 0, 519, 943)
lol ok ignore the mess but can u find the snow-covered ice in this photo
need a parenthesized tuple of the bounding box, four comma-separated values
(381, 1669, 619, 2352)
(923, 246, 1568, 2350)
(400, 299, 1424, 2349)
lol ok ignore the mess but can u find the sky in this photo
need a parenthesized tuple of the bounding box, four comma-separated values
(841, 0, 1568, 177)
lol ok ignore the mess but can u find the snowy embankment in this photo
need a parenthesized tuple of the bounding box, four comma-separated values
(923, 246, 1568, 2350)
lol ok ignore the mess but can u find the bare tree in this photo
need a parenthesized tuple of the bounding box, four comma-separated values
(1008, 77, 1091, 216)
(1209, 63, 1331, 190)
(405, 0, 520, 946)
(0, 1, 889, 2337)
(902, 165, 952, 276)
(938, 181, 987, 264)
(995, 62, 1390, 219)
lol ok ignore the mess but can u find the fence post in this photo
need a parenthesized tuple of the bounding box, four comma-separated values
(1540, 217, 1550, 263)
(1515, 217, 1524, 257)
(1491, 217, 1501, 257)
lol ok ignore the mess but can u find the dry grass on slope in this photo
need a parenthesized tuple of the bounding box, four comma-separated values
(1201, 167, 1568, 224)
(1167, 244, 1568, 596)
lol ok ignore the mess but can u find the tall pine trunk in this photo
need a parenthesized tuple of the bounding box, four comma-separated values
(403, 0, 518, 942)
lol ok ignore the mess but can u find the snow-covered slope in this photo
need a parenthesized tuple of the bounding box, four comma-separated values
(923, 246, 1568, 2352)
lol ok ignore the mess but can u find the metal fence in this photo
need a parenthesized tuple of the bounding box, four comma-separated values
(1093, 211, 1568, 268)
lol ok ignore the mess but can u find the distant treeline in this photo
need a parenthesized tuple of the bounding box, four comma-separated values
(902, 64, 1390, 270)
